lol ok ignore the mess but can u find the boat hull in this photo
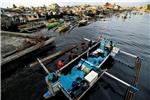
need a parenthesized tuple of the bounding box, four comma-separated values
(43, 39, 114, 100)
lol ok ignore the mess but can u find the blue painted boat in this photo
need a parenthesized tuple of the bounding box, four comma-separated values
(43, 38, 114, 99)
(40, 38, 139, 100)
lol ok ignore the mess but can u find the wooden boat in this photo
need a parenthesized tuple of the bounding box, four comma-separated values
(47, 20, 64, 29)
(48, 18, 56, 23)
(96, 14, 105, 18)
(18, 22, 45, 33)
(29, 45, 78, 67)
(38, 38, 139, 100)
(1, 31, 55, 78)
(56, 23, 70, 33)
(78, 20, 88, 27)
(47, 22, 59, 29)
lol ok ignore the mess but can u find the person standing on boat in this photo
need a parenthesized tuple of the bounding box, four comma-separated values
(57, 60, 65, 70)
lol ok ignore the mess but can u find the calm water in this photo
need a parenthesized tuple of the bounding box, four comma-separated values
(2, 12, 150, 100)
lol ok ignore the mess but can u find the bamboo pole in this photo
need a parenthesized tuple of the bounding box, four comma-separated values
(37, 58, 55, 96)
(104, 71, 139, 91)
(37, 58, 50, 74)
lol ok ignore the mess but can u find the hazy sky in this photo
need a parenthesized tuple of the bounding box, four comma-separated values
(1, 0, 149, 8)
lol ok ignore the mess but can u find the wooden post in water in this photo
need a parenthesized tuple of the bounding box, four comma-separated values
(134, 57, 142, 83)
(125, 57, 142, 100)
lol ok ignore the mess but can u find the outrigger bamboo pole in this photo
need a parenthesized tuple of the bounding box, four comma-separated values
(103, 71, 139, 92)
(37, 58, 50, 74)
(120, 50, 137, 58)
(37, 58, 56, 96)
(83, 38, 95, 42)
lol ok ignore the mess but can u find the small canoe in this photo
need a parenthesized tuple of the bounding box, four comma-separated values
(47, 21, 64, 29)
(78, 20, 88, 27)
(56, 23, 70, 33)
(47, 22, 59, 29)
(48, 18, 56, 23)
